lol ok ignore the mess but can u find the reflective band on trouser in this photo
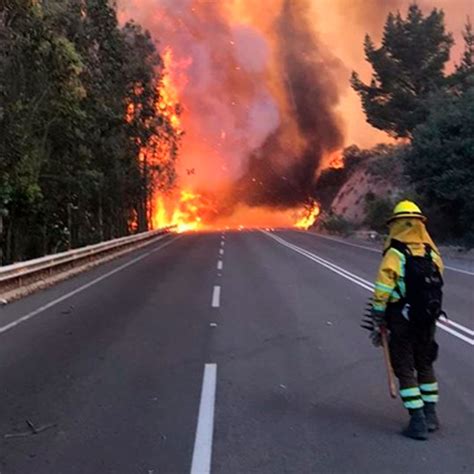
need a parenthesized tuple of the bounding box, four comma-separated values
(400, 387, 424, 409)
(372, 302, 386, 312)
(420, 382, 439, 403)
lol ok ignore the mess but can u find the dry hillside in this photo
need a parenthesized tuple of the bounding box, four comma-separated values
(330, 150, 407, 225)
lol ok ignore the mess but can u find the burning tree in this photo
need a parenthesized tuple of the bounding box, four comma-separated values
(123, 27, 183, 232)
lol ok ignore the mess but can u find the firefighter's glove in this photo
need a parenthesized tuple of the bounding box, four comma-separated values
(361, 309, 386, 348)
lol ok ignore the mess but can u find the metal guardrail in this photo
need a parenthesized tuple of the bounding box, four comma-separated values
(0, 227, 174, 294)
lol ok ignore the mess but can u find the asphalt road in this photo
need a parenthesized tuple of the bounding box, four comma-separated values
(0, 230, 472, 474)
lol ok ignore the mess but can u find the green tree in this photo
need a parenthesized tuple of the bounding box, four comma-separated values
(452, 18, 474, 91)
(364, 194, 394, 233)
(0, 0, 87, 260)
(405, 87, 474, 244)
(351, 4, 453, 138)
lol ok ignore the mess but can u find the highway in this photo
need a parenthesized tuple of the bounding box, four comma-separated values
(0, 230, 472, 474)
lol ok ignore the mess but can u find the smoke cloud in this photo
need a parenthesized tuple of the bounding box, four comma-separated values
(117, 0, 473, 214)
(235, 0, 345, 208)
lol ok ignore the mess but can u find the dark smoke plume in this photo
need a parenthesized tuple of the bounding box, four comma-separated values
(234, 0, 345, 208)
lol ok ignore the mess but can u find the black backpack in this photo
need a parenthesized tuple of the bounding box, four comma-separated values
(385, 239, 445, 326)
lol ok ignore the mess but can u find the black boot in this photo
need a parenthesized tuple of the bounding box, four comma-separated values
(423, 402, 440, 432)
(403, 408, 428, 440)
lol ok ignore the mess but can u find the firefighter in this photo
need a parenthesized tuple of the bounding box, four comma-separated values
(366, 200, 444, 440)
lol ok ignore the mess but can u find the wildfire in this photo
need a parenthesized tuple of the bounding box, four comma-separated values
(152, 190, 322, 233)
(147, 37, 322, 234)
(152, 190, 218, 233)
(158, 47, 182, 130)
(120, 0, 470, 236)
(327, 150, 344, 169)
(125, 43, 183, 219)
(294, 201, 321, 230)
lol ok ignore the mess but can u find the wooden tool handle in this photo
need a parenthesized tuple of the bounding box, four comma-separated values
(380, 327, 397, 399)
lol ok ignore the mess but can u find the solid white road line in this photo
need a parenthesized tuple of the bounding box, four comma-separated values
(436, 321, 474, 345)
(219, 248, 224, 256)
(217, 260, 223, 271)
(211, 286, 221, 308)
(444, 265, 474, 277)
(439, 317, 474, 337)
(298, 231, 380, 253)
(263, 231, 474, 346)
(265, 232, 373, 291)
(0, 236, 181, 336)
(190, 363, 217, 474)
(295, 231, 474, 276)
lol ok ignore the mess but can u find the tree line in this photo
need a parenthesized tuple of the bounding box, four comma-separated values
(0, 0, 180, 264)
(318, 4, 474, 245)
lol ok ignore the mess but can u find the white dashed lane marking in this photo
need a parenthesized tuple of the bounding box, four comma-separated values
(211, 286, 221, 308)
(190, 364, 217, 474)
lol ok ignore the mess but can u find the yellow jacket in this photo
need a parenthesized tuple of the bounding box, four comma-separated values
(372, 218, 444, 315)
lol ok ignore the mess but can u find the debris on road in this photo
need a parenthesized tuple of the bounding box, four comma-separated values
(4, 420, 57, 439)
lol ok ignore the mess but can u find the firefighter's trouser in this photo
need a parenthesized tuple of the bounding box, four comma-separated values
(387, 308, 439, 410)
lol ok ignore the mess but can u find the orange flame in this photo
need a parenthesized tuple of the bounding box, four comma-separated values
(152, 190, 218, 233)
(326, 150, 344, 170)
(152, 189, 322, 233)
(294, 201, 320, 230)
(158, 47, 183, 131)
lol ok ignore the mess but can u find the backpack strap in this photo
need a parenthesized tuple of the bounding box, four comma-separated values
(424, 243, 433, 259)
(383, 238, 410, 256)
